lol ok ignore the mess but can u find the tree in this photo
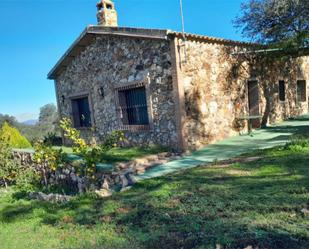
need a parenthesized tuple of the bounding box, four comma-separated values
(0, 122, 32, 148)
(37, 103, 59, 134)
(0, 114, 17, 128)
(235, 0, 309, 48)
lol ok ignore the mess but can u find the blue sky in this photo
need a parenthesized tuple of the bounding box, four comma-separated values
(0, 0, 245, 121)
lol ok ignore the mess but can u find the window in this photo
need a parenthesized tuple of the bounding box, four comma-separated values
(278, 80, 285, 101)
(71, 97, 92, 128)
(118, 86, 149, 126)
(297, 80, 307, 102)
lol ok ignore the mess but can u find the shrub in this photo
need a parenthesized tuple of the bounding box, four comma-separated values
(0, 122, 32, 148)
(0, 136, 19, 188)
(101, 130, 126, 151)
(33, 140, 67, 187)
(60, 118, 125, 179)
(43, 132, 63, 146)
(15, 166, 40, 192)
(285, 136, 309, 152)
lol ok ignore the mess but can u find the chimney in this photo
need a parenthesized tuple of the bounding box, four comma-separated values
(96, 0, 118, 27)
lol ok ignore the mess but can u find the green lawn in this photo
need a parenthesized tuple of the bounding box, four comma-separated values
(21, 145, 167, 164)
(1, 142, 308, 249)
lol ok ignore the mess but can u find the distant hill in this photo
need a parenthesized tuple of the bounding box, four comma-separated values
(22, 119, 38, 126)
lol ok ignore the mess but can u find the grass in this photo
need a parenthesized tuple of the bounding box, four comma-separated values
(99, 146, 168, 164)
(1, 141, 308, 249)
(24, 145, 168, 164)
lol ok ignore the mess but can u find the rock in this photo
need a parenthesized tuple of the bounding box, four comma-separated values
(122, 168, 134, 175)
(95, 189, 113, 198)
(120, 174, 129, 188)
(101, 178, 110, 190)
(120, 186, 132, 192)
(63, 169, 70, 175)
(29, 192, 72, 203)
(301, 208, 309, 216)
(70, 173, 78, 182)
(125, 173, 137, 186)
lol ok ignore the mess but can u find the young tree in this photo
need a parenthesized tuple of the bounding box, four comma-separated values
(0, 122, 32, 149)
(235, 0, 309, 48)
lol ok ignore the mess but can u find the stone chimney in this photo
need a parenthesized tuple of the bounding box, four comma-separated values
(96, 0, 118, 27)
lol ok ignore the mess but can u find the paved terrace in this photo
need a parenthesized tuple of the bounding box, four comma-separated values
(137, 114, 309, 181)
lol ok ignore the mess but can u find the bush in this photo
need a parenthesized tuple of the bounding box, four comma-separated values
(0, 136, 20, 188)
(43, 132, 63, 146)
(33, 140, 67, 187)
(0, 122, 32, 148)
(60, 118, 125, 179)
(15, 166, 40, 192)
(285, 136, 309, 152)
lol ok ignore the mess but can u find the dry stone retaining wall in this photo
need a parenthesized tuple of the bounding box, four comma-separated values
(12, 150, 179, 195)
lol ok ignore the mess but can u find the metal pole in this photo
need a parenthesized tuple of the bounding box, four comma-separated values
(179, 0, 186, 38)
(179, 0, 187, 62)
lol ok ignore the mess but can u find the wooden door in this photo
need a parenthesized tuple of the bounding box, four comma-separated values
(248, 80, 261, 128)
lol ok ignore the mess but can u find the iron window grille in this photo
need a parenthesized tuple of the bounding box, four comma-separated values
(117, 86, 150, 127)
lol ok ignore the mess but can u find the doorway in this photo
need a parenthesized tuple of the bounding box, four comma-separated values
(247, 80, 261, 128)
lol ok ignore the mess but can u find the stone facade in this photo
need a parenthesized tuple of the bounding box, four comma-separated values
(178, 38, 309, 149)
(49, 27, 309, 152)
(55, 34, 178, 148)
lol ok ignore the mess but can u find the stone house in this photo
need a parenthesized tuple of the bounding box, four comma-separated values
(48, 0, 309, 151)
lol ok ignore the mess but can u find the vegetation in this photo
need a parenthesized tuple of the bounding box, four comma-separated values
(0, 138, 308, 249)
(60, 118, 125, 178)
(100, 146, 167, 164)
(33, 141, 67, 188)
(0, 136, 18, 188)
(0, 122, 31, 149)
(0, 103, 60, 145)
(0, 136, 38, 191)
(235, 0, 309, 48)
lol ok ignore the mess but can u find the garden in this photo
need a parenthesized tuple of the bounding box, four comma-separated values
(0, 118, 172, 196)
(0, 115, 309, 249)
(0, 132, 308, 248)
(0, 116, 308, 249)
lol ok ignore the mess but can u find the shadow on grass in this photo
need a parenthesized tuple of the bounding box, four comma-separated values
(1, 147, 308, 249)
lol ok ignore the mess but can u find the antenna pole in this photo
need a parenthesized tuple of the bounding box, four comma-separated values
(179, 0, 187, 62)
(179, 0, 186, 38)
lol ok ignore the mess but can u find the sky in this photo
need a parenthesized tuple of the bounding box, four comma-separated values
(0, 0, 246, 122)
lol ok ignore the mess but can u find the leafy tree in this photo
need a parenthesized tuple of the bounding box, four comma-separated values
(0, 122, 32, 148)
(37, 103, 59, 135)
(0, 114, 17, 128)
(235, 0, 309, 48)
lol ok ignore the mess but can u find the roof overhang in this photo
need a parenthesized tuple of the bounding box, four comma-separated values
(47, 25, 258, 80)
(48, 26, 171, 79)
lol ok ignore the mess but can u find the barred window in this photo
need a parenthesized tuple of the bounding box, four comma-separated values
(278, 80, 285, 101)
(118, 86, 149, 125)
(71, 97, 92, 128)
(297, 80, 307, 102)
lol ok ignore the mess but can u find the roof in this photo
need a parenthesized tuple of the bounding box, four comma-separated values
(48, 25, 257, 80)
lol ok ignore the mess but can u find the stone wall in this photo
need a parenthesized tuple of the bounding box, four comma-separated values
(56, 35, 178, 148)
(55, 32, 309, 152)
(178, 38, 309, 150)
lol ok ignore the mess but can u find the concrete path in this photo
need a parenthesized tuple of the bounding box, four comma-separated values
(137, 114, 309, 181)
